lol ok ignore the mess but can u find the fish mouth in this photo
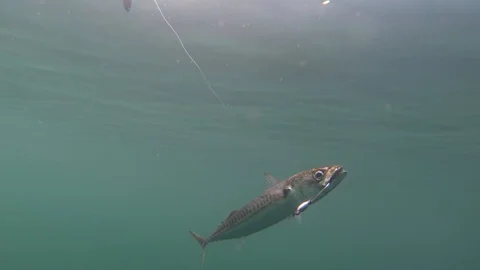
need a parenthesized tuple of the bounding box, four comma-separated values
(326, 166, 347, 186)
(311, 166, 347, 203)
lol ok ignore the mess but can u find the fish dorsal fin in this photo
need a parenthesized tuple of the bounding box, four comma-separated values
(264, 172, 279, 189)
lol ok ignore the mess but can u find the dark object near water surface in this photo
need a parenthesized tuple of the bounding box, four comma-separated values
(123, 0, 131, 11)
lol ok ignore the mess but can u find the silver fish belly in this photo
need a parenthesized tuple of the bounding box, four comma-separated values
(210, 187, 298, 242)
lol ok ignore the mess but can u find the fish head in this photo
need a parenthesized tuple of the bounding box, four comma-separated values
(293, 165, 347, 203)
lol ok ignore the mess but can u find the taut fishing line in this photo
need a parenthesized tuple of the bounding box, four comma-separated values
(152, 0, 227, 108)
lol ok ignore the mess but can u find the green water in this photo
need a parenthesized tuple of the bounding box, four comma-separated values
(1, 1, 479, 270)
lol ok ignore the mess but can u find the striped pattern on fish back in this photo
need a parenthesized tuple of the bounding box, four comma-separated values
(210, 189, 285, 239)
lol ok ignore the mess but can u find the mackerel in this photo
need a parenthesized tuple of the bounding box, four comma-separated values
(189, 164, 347, 269)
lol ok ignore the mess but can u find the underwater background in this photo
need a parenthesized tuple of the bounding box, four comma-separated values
(1, 0, 479, 269)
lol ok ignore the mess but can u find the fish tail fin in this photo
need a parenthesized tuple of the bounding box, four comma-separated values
(189, 230, 208, 269)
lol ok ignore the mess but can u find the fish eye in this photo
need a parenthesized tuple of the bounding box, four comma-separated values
(314, 170, 324, 180)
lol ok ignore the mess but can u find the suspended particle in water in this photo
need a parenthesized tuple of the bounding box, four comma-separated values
(123, 0, 131, 12)
(384, 103, 393, 113)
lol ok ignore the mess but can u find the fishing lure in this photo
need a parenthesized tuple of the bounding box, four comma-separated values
(293, 182, 331, 217)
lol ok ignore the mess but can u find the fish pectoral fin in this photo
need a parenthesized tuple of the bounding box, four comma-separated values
(282, 186, 293, 198)
(264, 172, 280, 189)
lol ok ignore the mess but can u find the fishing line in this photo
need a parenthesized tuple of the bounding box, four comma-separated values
(152, 0, 227, 108)
(310, 182, 330, 203)
(294, 182, 331, 216)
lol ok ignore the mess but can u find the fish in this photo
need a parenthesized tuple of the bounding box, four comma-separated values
(189, 164, 347, 269)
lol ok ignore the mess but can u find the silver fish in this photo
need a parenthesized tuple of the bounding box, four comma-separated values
(189, 164, 347, 269)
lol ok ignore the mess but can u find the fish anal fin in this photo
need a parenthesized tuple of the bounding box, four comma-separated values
(286, 213, 303, 224)
(295, 214, 303, 224)
(264, 172, 279, 189)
